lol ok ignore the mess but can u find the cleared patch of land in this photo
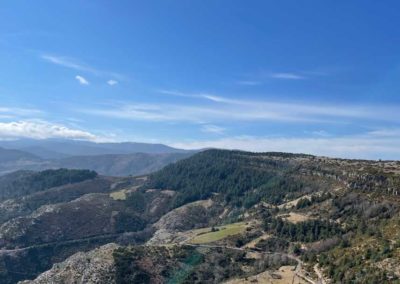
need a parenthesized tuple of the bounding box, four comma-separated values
(109, 189, 127, 200)
(110, 185, 142, 200)
(278, 195, 312, 209)
(279, 212, 312, 224)
(242, 233, 270, 249)
(189, 222, 247, 244)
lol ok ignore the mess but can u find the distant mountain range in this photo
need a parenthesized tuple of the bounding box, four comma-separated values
(0, 138, 189, 159)
(0, 147, 41, 163)
(0, 139, 195, 176)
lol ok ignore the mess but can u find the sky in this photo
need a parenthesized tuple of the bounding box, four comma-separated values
(1, 0, 400, 159)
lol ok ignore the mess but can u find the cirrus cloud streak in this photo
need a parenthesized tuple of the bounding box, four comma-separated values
(79, 94, 400, 125)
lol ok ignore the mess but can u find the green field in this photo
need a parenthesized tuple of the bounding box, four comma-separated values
(189, 222, 247, 244)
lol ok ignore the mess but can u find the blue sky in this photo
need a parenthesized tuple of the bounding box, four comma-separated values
(1, 1, 400, 159)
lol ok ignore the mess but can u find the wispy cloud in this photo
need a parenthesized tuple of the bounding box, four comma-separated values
(201, 124, 225, 134)
(75, 75, 89, 85)
(78, 95, 400, 126)
(270, 72, 305, 80)
(158, 89, 232, 103)
(0, 106, 43, 118)
(155, 90, 400, 123)
(236, 80, 262, 86)
(0, 120, 100, 141)
(41, 54, 124, 80)
(367, 128, 400, 137)
(157, 89, 183, 96)
(81, 103, 205, 123)
(170, 132, 400, 160)
(42, 55, 93, 72)
(107, 79, 118, 86)
(310, 130, 331, 137)
(235, 71, 307, 86)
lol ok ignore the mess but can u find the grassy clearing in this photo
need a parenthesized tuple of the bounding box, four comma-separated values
(189, 222, 247, 244)
(110, 189, 127, 200)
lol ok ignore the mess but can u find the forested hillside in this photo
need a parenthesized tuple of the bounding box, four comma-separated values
(0, 169, 97, 201)
(146, 150, 332, 208)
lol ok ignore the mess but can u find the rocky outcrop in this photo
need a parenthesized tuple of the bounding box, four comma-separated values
(148, 199, 222, 245)
(19, 243, 120, 284)
(0, 194, 128, 248)
(153, 199, 215, 231)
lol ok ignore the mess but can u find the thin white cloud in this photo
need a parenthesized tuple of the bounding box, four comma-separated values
(170, 133, 400, 160)
(42, 55, 94, 73)
(0, 120, 99, 141)
(310, 130, 331, 137)
(0, 107, 43, 118)
(367, 128, 400, 137)
(201, 94, 229, 103)
(201, 124, 225, 134)
(270, 72, 305, 80)
(107, 79, 118, 86)
(236, 81, 262, 86)
(75, 75, 89, 85)
(158, 89, 236, 104)
(80, 98, 400, 124)
(157, 89, 184, 96)
(41, 54, 124, 80)
(80, 102, 322, 124)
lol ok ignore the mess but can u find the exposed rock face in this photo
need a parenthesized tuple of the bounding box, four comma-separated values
(0, 194, 125, 248)
(0, 177, 115, 224)
(19, 243, 120, 284)
(153, 199, 215, 231)
(148, 199, 222, 245)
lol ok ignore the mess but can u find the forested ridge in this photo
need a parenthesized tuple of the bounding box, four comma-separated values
(145, 150, 323, 208)
(0, 169, 97, 201)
